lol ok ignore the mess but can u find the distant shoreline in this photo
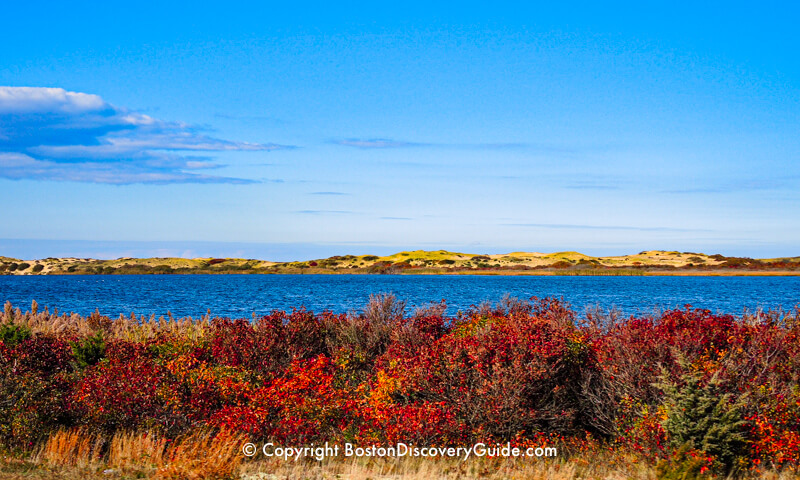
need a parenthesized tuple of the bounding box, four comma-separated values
(2, 249, 799, 276)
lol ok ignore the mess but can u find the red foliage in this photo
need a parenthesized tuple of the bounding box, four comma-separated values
(1, 300, 799, 469)
(69, 354, 173, 433)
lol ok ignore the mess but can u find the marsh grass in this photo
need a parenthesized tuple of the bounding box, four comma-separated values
(2, 300, 211, 341)
(26, 428, 246, 479)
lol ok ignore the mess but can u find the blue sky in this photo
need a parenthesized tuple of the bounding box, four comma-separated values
(1, 1, 799, 260)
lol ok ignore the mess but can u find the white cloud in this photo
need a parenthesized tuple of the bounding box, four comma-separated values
(0, 86, 290, 184)
(0, 86, 107, 114)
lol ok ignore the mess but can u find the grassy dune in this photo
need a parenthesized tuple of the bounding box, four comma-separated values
(2, 250, 799, 276)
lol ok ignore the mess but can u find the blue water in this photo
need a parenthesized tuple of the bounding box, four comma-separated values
(0, 274, 798, 319)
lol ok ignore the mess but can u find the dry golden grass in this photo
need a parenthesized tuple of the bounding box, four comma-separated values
(107, 431, 167, 470)
(2, 300, 212, 341)
(155, 430, 246, 480)
(5, 433, 799, 480)
(18, 429, 246, 479)
(32, 428, 104, 467)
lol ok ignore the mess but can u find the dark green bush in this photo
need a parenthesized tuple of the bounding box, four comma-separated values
(0, 322, 32, 346)
(32, 264, 44, 272)
(659, 368, 747, 473)
(71, 332, 107, 369)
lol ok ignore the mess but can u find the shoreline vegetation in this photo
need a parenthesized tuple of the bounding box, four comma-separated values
(2, 249, 799, 276)
(1, 296, 799, 479)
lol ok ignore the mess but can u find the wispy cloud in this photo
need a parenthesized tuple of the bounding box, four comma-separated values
(214, 113, 285, 126)
(563, 181, 623, 190)
(309, 191, 349, 196)
(0, 87, 292, 184)
(380, 216, 412, 220)
(0, 152, 254, 184)
(295, 209, 355, 215)
(501, 222, 711, 232)
(334, 138, 427, 149)
(334, 137, 579, 153)
(663, 177, 799, 194)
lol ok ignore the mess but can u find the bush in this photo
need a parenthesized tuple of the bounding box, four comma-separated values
(549, 260, 573, 269)
(70, 355, 173, 434)
(326, 294, 404, 383)
(71, 332, 107, 369)
(376, 299, 613, 441)
(32, 264, 44, 273)
(0, 371, 65, 451)
(658, 367, 748, 473)
(17, 262, 30, 271)
(0, 322, 32, 347)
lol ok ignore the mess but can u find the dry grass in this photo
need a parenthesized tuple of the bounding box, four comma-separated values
(239, 456, 629, 480)
(21, 428, 246, 479)
(2, 300, 211, 341)
(107, 431, 167, 470)
(155, 430, 246, 480)
(32, 428, 104, 467)
(15, 429, 799, 479)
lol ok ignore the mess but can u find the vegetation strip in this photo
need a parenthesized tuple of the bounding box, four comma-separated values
(2, 250, 799, 275)
(1, 296, 799, 478)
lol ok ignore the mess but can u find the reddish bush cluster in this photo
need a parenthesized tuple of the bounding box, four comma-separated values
(1, 298, 799, 474)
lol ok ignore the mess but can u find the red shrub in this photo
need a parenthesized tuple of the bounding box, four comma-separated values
(70, 355, 173, 433)
(211, 355, 356, 443)
(377, 300, 611, 440)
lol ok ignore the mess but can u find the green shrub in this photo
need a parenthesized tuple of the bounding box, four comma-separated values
(71, 332, 107, 369)
(659, 368, 748, 473)
(0, 322, 32, 347)
(32, 264, 44, 272)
